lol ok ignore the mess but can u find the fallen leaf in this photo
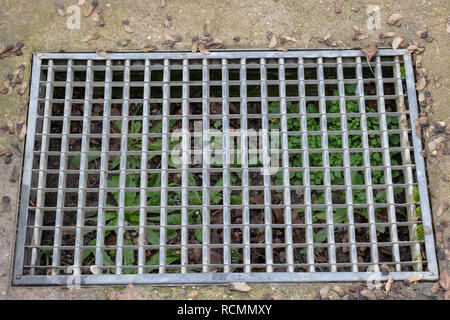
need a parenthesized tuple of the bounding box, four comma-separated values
(440, 270, 450, 290)
(435, 202, 449, 217)
(264, 293, 282, 300)
(228, 282, 251, 292)
(385, 277, 394, 292)
(91, 7, 105, 26)
(379, 32, 396, 39)
(415, 28, 428, 39)
(9, 166, 20, 183)
(415, 55, 423, 68)
(17, 80, 29, 95)
(0, 148, 12, 157)
(84, 0, 98, 17)
(404, 273, 423, 286)
(361, 43, 378, 61)
(319, 285, 330, 300)
(415, 76, 427, 91)
(122, 20, 134, 33)
(206, 38, 224, 48)
(17, 107, 27, 125)
(267, 31, 277, 48)
(140, 42, 158, 52)
(388, 13, 403, 27)
(55, 3, 65, 16)
(335, 2, 342, 14)
(191, 36, 199, 52)
(392, 35, 405, 49)
(280, 36, 297, 43)
(107, 284, 152, 300)
(330, 285, 346, 297)
(81, 32, 100, 43)
(18, 124, 26, 141)
(317, 33, 331, 43)
(198, 42, 210, 55)
(360, 289, 377, 300)
(430, 281, 440, 294)
(187, 290, 200, 299)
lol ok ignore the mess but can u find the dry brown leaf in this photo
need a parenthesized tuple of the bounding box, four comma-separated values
(11, 64, 25, 77)
(392, 35, 405, 49)
(280, 36, 297, 44)
(415, 76, 427, 91)
(55, 3, 65, 17)
(140, 42, 158, 52)
(434, 75, 441, 88)
(9, 166, 20, 183)
(379, 32, 396, 39)
(228, 282, 251, 292)
(107, 284, 151, 300)
(122, 20, 134, 33)
(388, 13, 402, 27)
(361, 43, 378, 62)
(330, 285, 345, 297)
(191, 36, 199, 53)
(267, 32, 277, 48)
(404, 273, 423, 286)
(436, 202, 450, 217)
(207, 38, 224, 48)
(187, 290, 200, 299)
(0, 148, 12, 157)
(360, 289, 377, 300)
(17, 108, 27, 125)
(95, 49, 110, 58)
(318, 33, 331, 43)
(430, 281, 440, 294)
(319, 285, 330, 300)
(81, 32, 100, 43)
(18, 124, 26, 141)
(415, 55, 423, 68)
(91, 8, 105, 26)
(198, 43, 210, 55)
(17, 80, 30, 95)
(84, 0, 98, 17)
(264, 293, 282, 300)
(440, 270, 450, 290)
(415, 28, 428, 39)
(385, 277, 394, 292)
(335, 2, 342, 14)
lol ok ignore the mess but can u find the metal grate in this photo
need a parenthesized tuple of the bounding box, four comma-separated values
(14, 49, 438, 285)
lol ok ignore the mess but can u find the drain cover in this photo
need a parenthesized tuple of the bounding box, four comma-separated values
(14, 50, 438, 285)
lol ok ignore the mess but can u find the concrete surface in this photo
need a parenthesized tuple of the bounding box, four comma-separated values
(0, 0, 448, 300)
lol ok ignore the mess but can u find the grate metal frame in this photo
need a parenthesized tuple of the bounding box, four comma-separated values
(14, 49, 438, 285)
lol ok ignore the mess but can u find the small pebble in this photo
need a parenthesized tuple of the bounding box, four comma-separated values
(233, 36, 240, 42)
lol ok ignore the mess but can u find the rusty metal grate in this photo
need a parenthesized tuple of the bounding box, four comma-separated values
(13, 50, 438, 285)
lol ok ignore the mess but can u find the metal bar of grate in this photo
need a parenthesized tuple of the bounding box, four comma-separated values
(14, 49, 438, 285)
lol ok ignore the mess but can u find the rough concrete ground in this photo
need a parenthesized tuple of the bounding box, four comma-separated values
(0, 0, 448, 300)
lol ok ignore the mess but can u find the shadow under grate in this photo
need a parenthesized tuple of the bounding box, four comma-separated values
(13, 49, 438, 285)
